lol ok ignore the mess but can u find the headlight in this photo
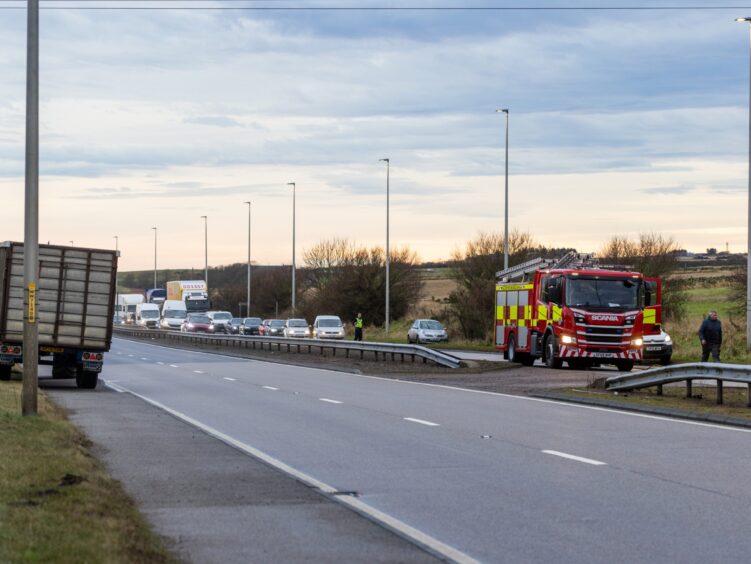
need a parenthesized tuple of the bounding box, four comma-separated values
(665, 334, 671, 343)
(561, 335, 577, 345)
(631, 338, 643, 346)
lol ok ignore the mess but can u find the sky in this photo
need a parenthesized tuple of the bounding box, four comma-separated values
(1, 0, 750, 271)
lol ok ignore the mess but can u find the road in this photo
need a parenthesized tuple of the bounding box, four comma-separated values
(98, 337, 751, 563)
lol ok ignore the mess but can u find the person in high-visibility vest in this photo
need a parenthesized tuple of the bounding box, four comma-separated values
(354, 313, 363, 341)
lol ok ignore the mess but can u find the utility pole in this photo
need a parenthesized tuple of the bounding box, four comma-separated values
(738, 17, 751, 351)
(496, 108, 510, 271)
(379, 158, 390, 333)
(287, 183, 296, 313)
(201, 215, 208, 290)
(152, 227, 157, 288)
(22, 0, 39, 416)
(244, 201, 252, 316)
(114, 235, 119, 319)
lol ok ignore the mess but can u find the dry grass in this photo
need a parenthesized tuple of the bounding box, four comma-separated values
(0, 381, 174, 563)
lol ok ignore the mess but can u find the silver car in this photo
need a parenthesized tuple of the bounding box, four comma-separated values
(284, 318, 310, 338)
(312, 315, 345, 339)
(407, 319, 448, 344)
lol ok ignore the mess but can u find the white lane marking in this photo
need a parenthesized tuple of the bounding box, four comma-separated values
(127, 354, 134, 357)
(319, 398, 343, 404)
(157, 362, 164, 365)
(404, 417, 440, 427)
(105, 381, 126, 393)
(263, 386, 279, 391)
(223, 377, 236, 382)
(107, 383, 477, 564)
(112, 337, 751, 434)
(169, 364, 179, 368)
(542, 450, 607, 466)
(116, 351, 122, 355)
(140, 357, 148, 361)
(193, 370, 204, 374)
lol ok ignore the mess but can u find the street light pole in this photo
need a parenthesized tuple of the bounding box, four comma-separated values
(152, 227, 157, 289)
(114, 235, 119, 320)
(200, 215, 208, 290)
(496, 108, 510, 270)
(737, 17, 751, 351)
(287, 183, 296, 313)
(22, 0, 39, 416)
(244, 201, 252, 316)
(379, 158, 390, 333)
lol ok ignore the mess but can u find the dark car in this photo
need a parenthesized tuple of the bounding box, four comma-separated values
(241, 317, 263, 335)
(265, 319, 286, 337)
(181, 313, 214, 333)
(228, 318, 244, 335)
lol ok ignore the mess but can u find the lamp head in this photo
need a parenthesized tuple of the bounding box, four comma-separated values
(736, 17, 751, 22)
(287, 182, 295, 187)
(379, 158, 389, 163)
(496, 108, 509, 114)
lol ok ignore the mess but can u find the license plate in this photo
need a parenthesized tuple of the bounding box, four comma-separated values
(589, 352, 617, 358)
(40, 346, 64, 353)
(646, 346, 662, 352)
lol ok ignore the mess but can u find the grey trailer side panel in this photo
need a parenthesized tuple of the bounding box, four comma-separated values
(0, 242, 117, 350)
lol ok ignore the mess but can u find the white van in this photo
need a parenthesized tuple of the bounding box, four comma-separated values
(161, 300, 188, 330)
(117, 293, 144, 324)
(312, 315, 345, 339)
(135, 302, 161, 329)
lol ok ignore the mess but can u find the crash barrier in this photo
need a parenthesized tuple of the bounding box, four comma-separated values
(113, 326, 463, 369)
(606, 362, 751, 406)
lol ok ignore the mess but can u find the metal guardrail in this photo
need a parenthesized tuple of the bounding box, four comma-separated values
(113, 326, 463, 369)
(606, 362, 751, 406)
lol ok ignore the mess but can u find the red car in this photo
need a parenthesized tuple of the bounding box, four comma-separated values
(258, 319, 271, 336)
(181, 313, 214, 333)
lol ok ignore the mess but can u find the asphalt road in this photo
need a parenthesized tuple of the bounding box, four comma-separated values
(91, 338, 751, 563)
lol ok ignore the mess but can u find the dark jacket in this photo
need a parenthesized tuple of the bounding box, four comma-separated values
(698, 318, 722, 344)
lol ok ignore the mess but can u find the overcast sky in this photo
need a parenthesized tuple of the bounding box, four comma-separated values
(0, 1, 750, 271)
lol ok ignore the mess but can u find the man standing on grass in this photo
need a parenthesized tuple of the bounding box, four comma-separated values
(354, 313, 363, 341)
(698, 310, 722, 363)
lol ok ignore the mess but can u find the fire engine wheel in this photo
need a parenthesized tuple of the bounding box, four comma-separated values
(0, 365, 11, 381)
(616, 360, 634, 372)
(507, 334, 517, 363)
(543, 334, 563, 369)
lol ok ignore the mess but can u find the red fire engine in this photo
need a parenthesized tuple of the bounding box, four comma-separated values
(494, 252, 661, 371)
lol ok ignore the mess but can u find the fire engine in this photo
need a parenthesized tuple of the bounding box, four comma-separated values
(494, 252, 661, 371)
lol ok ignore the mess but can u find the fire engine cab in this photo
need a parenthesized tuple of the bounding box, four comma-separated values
(494, 252, 661, 371)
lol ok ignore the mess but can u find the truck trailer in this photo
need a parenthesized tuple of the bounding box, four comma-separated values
(166, 280, 209, 313)
(494, 252, 661, 371)
(0, 242, 118, 388)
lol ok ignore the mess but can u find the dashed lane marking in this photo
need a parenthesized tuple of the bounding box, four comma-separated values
(542, 450, 607, 466)
(223, 377, 237, 382)
(263, 386, 279, 391)
(319, 398, 343, 404)
(404, 417, 440, 427)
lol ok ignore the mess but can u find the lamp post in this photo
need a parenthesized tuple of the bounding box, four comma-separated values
(379, 158, 390, 333)
(737, 17, 751, 351)
(287, 182, 296, 313)
(200, 215, 208, 289)
(22, 0, 39, 416)
(244, 201, 252, 316)
(152, 227, 157, 289)
(114, 235, 119, 319)
(496, 108, 510, 270)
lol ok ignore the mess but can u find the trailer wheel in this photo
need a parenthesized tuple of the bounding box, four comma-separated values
(543, 334, 563, 369)
(75, 368, 99, 389)
(0, 365, 11, 381)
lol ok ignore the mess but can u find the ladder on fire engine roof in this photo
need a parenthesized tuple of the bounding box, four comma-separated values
(495, 251, 596, 282)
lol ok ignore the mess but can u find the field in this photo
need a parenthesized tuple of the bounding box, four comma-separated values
(0, 381, 172, 563)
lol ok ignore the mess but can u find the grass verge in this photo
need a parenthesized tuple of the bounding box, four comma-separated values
(0, 382, 174, 563)
(554, 384, 751, 421)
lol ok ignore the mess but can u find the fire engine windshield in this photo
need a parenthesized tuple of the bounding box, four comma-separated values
(565, 277, 640, 310)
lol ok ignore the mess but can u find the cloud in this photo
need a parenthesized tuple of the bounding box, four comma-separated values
(184, 115, 245, 128)
(641, 186, 695, 195)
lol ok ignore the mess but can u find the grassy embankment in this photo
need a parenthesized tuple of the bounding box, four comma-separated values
(0, 381, 173, 563)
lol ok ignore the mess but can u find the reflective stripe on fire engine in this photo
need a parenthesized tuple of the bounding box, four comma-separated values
(538, 304, 548, 321)
(496, 306, 505, 320)
(509, 306, 518, 321)
(552, 305, 562, 322)
(497, 283, 534, 291)
(643, 307, 656, 324)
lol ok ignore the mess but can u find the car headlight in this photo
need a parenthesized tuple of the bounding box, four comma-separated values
(561, 335, 577, 345)
(664, 334, 672, 343)
(631, 338, 643, 347)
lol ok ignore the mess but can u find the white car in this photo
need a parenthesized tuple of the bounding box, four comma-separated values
(407, 319, 448, 344)
(206, 311, 233, 333)
(312, 315, 345, 339)
(642, 330, 673, 365)
(284, 318, 310, 338)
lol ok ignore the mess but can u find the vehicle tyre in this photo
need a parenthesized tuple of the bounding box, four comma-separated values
(543, 334, 563, 369)
(659, 355, 672, 366)
(75, 368, 98, 389)
(0, 365, 11, 381)
(520, 354, 536, 367)
(507, 334, 518, 363)
(616, 360, 635, 372)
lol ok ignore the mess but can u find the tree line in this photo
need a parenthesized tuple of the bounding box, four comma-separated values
(120, 231, 687, 339)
